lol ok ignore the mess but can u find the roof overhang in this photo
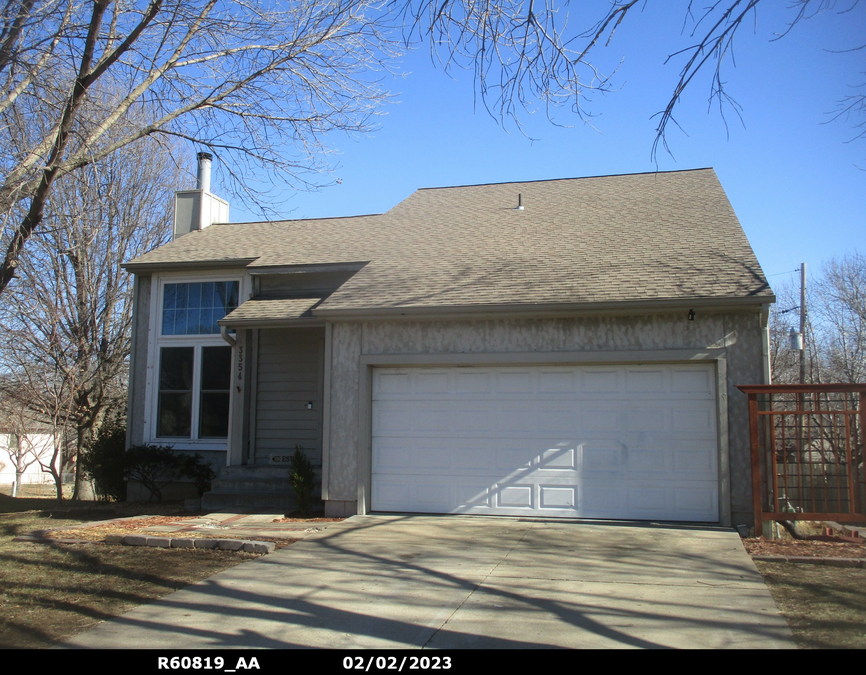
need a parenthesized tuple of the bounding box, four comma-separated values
(219, 297, 325, 329)
(122, 258, 259, 273)
(313, 295, 775, 321)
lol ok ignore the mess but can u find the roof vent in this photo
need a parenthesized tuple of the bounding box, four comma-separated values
(196, 151, 213, 192)
(515, 193, 524, 211)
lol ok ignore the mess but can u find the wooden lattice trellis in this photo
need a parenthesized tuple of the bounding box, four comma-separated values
(737, 384, 866, 537)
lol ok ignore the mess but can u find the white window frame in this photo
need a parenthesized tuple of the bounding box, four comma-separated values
(143, 271, 248, 450)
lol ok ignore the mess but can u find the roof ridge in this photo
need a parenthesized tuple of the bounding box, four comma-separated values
(225, 212, 384, 226)
(414, 167, 716, 192)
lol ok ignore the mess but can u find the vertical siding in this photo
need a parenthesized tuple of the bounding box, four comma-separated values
(127, 274, 151, 448)
(254, 327, 324, 466)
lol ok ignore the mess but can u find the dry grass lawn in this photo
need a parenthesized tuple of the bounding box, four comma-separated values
(0, 495, 261, 648)
(755, 562, 866, 649)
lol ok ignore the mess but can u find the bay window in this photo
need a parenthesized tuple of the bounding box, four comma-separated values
(155, 280, 239, 441)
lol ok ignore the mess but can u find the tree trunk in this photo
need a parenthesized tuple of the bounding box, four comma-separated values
(72, 419, 97, 500)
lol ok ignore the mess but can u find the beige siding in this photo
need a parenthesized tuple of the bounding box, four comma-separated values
(254, 327, 324, 465)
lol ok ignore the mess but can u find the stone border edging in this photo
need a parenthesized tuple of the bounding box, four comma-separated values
(753, 555, 866, 568)
(107, 533, 275, 554)
(13, 531, 275, 554)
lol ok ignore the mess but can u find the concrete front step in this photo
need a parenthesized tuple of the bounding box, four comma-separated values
(201, 490, 296, 511)
(202, 464, 321, 511)
(222, 465, 294, 479)
(211, 477, 293, 492)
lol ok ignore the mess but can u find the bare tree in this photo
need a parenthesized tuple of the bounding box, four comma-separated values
(0, 0, 396, 296)
(0, 377, 71, 498)
(769, 253, 866, 387)
(0, 402, 47, 497)
(407, 1, 864, 152)
(0, 0, 861, 302)
(0, 131, 177, 499)
(812, 252, 866, 384)
(769, 278, 822, 385)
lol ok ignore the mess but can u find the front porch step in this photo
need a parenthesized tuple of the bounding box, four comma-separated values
(222, 465, 294, 479)
(202, 465, 318, 512)
(211, 477, 293, 492)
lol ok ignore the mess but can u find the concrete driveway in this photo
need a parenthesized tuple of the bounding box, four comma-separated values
(65, 515, 793, 649)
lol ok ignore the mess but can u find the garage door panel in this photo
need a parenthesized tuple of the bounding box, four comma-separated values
(538, 369, 576, 393)
(493, 445, 536, 471)
(672, 443, 718, 475)
(626, 407, 668, 432)
(540, 446, 577, 470)
(672, 367, 714, 393)
(414, 370, 450, 393)
(581, 369, 621, 392)
(374, 370, 412, 395)
(496, 370, 535, 393)
(537, 404, 583, 433)
(372, 440, 417, 470)
(580, 483, 625, 517)
(373, 478, 411, 509)
(627, 446, 667, 472)
(628, 485, 669, 512)
(495, 403, 536, 432)
(371, 399, 405, 428)
(672, 407, 715, 433)
(451, 442, 496, 470)
(453, 370, 493, 394)
(371, 364, 719, 522)
(580, 441, 623, 471)
(625, 368, 666, 393)
(416, 481, 459, 510)
(539, 485, 578, 510)
(496, 484, 535, 509)
(580, 408, 621, 431)
(674, 485, 719, 518)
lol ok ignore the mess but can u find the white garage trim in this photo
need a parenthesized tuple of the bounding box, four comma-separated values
(356, 350, 731, 525)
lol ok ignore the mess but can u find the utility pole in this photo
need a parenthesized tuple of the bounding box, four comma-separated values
(799, 262, 807, 385)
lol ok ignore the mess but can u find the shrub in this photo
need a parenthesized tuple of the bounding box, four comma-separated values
(79, 417, 128, 501)
(125, 445, 216, 502)
(178, 453, 217, 497)
(124, 445, 181, 502)
(289, 446, 316, 516)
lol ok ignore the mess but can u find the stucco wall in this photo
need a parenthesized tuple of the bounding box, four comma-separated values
(325, 310, 766, 523)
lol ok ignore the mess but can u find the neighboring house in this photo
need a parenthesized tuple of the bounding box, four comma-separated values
(125, 160, 774, 528)
(0, 429, 58, 489)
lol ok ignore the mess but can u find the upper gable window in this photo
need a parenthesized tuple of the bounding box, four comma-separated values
(161, 281, 239, 335)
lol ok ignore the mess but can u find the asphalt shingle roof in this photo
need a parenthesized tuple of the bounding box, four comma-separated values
(126, 168, 773, 313)
(220, 298, 322, 326)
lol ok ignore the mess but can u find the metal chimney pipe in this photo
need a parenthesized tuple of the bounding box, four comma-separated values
(196, 151, 213, 192)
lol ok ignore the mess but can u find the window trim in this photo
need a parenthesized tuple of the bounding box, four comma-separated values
(145, 272, 246, 450)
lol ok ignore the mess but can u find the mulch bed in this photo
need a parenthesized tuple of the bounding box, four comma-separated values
(28, 515, 298, 549)
(744, 537, 866, 559)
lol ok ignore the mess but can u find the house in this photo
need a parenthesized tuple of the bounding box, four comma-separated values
(124, 159, 774, 528)
(0, 427, 59, 493)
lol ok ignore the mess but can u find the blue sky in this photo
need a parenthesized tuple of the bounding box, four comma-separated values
(226, 2, 865, 291)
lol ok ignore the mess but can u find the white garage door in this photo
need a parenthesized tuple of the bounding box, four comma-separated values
(371, 364, 719, 522)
